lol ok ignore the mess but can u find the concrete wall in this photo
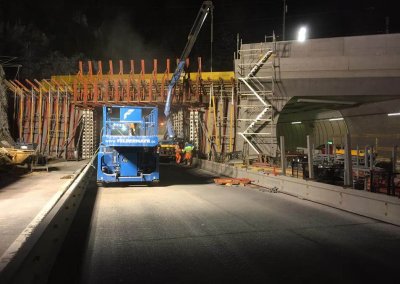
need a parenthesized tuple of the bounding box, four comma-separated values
(239, 33, 400, 96)
(195, 159, 400, 226)
(0, 160, 95, 283)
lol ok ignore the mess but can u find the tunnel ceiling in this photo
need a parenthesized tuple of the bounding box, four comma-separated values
(279, 95, 400, 120)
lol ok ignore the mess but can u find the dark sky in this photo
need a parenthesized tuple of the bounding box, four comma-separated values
(0, 0, 398, 77)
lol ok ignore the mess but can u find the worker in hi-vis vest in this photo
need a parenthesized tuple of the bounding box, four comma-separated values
(182, 142, 194, 166)
(175, 142, 182, 164)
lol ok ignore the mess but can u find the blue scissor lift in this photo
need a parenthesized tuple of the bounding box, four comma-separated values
(97, 106, 159, 185)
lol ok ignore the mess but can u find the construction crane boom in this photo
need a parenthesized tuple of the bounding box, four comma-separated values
(164, 1, 213, 139)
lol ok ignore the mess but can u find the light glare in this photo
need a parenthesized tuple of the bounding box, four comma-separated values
(298, 27, 307, 42)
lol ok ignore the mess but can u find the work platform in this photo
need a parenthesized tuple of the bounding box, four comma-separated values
(0, 159, 88, 257)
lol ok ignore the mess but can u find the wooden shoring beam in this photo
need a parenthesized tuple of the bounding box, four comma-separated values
(73, 79, 78, 105)
(161, 58, 170, 102)
(3, 80, 15, 92)
(104, 80, 109, 104)
(23, 92, 30, 143)
(45, 89, 52, 154)
(153, 59, 158, 101)
(18, 89, 24, 142)
(54, 87, 61, 156)
(139, 59, 145, 102)
(93, 77, 99, 103)
(37, 88, 44, 152)
(60, 79, 73, 92)
(108, 60, 114, 75)
(196, 57, 202, 103)
(97, 61, 103, 76)
(31, 79, 47, 96)
(128, 60, 134, 102)
(83, 78, 88, 106)
(49, 79, 66, 92)
(184, 58, 190, 103)
(15, 80, 33, 144)
(88, 61, 93, 76)
(15, 80, 31, 93)
(114, 78, 120, 103)
(29, 88, 35, 144)
(119, 60, 123, 75)
(4, 80, 23, 94)
(78, 61, 83, 75)
(41, 79, 57, 93)
(131, 77, 139, 102)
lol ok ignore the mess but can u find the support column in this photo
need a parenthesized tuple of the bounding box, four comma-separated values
(307, 135, 314, 179)
(391, 145, 398, 195)
(344, 133, 353, 187)
(280, 136, 286, 176)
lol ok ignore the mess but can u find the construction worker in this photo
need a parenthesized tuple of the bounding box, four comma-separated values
(175, 142, 182, 164)
(129, 123, 136, 136)
(182, 141, 195, 166)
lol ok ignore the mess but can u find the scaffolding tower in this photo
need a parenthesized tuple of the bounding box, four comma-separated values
(235, 35, 285, 160)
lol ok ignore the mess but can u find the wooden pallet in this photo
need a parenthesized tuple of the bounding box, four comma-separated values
(214, 178, 252, 186)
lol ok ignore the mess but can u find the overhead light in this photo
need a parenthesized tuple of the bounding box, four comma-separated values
(388, 112, 400, 116)
(329, 118, 344, 121)
(297, 26, 307, 42)
(291, 121, 302, 124)
(297, 98, 357, 105)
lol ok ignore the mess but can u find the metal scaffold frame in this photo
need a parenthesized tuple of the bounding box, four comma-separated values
(236, 34, 284, 161)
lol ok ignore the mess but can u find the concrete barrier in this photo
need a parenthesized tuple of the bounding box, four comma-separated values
(195, 159, 400, 226)
(0, 158, 96, 284)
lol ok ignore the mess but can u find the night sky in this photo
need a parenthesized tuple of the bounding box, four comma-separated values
(0, 0, 398, 78)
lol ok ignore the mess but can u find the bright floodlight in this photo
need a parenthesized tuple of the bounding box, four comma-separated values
(297, 26, 307, 42)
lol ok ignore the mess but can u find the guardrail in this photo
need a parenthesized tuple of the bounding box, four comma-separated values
(195, 159, 400, 226)
(0, 157, 96, 283)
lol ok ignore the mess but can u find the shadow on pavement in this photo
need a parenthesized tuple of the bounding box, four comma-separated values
(48, 175, 99, 284)
(97, 163, 218, 188)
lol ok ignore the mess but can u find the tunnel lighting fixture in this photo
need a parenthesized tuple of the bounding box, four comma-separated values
(291, 121, 302, 124)
(297, 98, 357, 105)
(388, 112, 400, 116)
(297, 26, 307, 42)
(329, 117, 344, 121)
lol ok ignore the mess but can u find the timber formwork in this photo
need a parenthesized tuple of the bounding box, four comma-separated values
(4, 59, 235, 159)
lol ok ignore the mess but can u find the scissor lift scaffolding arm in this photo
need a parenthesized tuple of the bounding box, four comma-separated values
(164, 1, 213, 138)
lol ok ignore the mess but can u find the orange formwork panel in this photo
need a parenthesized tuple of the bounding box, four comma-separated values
(214, 178, 252, 186)
(53, 59, 234, 108)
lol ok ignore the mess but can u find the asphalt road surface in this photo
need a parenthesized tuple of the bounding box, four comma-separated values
(50, 163, 400, 283)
